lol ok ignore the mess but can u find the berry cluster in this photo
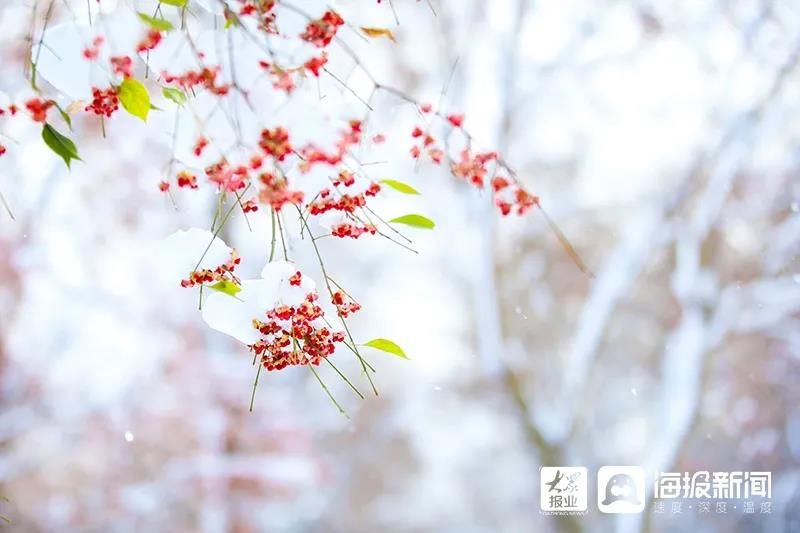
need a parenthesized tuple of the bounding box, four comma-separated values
(192, 136, 209, 157)
(0, 104, 18, 117)
(85, 87, 120, 117)
(309, 171, 380, 216)
(257, 52, 328, 94)
(82, 36, 104, 60)
(492, 177, 539, 216)
(180, 250, 241, 288)
(332, 290, 362, 318)
(300, 10, 344, 48)
(256, 172, 304, 211)
(237, 0, 278, 33)
(205, 160, 248, 192)
(450, 149, 498, 188)
(410, 126, 444, 163)
(24, 98, 54, 123)
(176, 171, 199, 189)
(250, 293, 346, 371)
(297, 120, 363, 172)
(259, 127, 292, 161)
(242, 199, 259, 213)
(136, 29, 163, 53)
(330, 222, 378, 239)
(303, 53, 328, 77)
(407, 110, 543, 217)
(162, 66, 230, 96)
(307, 171, 382, 239)
(257, 60, 298, 94)
(110, 56, 134, 78)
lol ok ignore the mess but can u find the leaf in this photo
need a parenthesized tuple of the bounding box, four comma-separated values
(363, 338, 408, 359)
(223, 7, 238, 29)
(42, 123, 81, 169)
(209, 280, 241, 297)
(380, 179, 420, 195)
(137, 12, 174, 31)
(118, 78, 151, 122)
(162, 87, 187, 106)
(53, 102, 72, 129)
(360, 27, 397, 42)
(160, 0, 187, 6)
(389, 214, 435, 230)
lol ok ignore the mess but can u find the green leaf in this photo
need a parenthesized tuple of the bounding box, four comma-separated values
(137, 12, 174, 31)
(160, 0, 187, 6)
(363, 338, 408, 359)
(389, 214, 435, 230)
(53, 102, 72, 129)
(42, 123, 81, 169)
(209, 281, 241, 297)
(162, 87, 187, 106)
(380, 179, 420, 195)
(118, 78, 151, 122)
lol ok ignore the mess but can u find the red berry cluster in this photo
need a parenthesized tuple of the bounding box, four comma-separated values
(446, 113, 464, 127)
(85, 87, 120, 117)
(242, 199, 259, 213)
(492, 177, 539, 216)
(300, 10, 344, 48)
(237, 0, 278, 33)
(309, 171, 380, 217)
(250, 293, 346, 371)
(205, 160, 248, 192)
(24, 98, 54, 123)
(82, 36, 104, 60)
(307, 171, 381, 239)
(193, 136, 209, 157)
(410, 126, 444, 163)
(259, 127, 292, 161)
(332, 290, 362, 317)
(110, 56, 133, 78)
(407, 109, 541, 217)
(176, 171, 199, 189)
(297, 120, 363, 172)
(272, 69, 295, 93)
(258, 60, 296, 93)
(0, 104, 18, 117)
(163, 66, 230, 96)
(303, 53, 328, 77)
(180, 250, 241, 288)
(257, 52, 329, 94)
(256, 172, 304, 211)
(136, 29, 163, 53)
(450, 149, 498, 188)
(330, 222, 377, 239)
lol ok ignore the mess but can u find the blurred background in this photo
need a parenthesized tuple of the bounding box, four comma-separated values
(1, 0, 800, 531)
